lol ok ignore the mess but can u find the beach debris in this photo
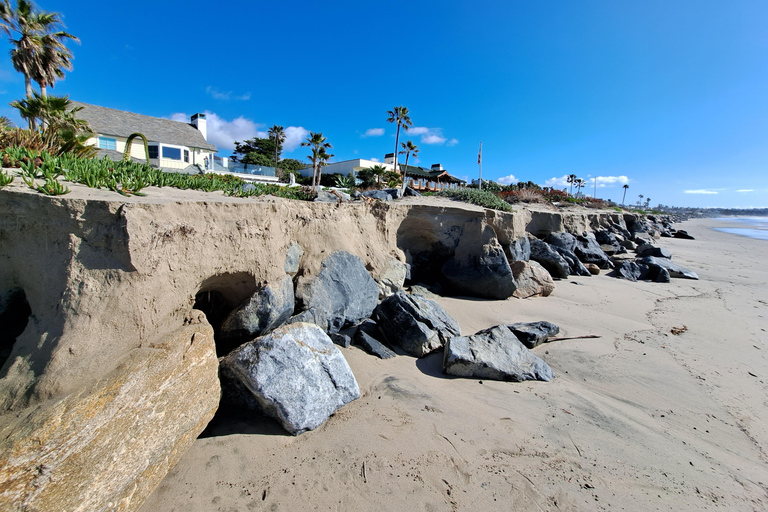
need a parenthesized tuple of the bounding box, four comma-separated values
(511, 260, 555, 298)
(529, 238, 570, 279)
(443, 325, 555, 382)
(295, 251, 380, 332)
(671, 325, 688, 335)
(220, 322, 360, 435)
(374, 290, 461, 357)
(284, 241, 304, 275)
(354, 320, 396, 359)
(375, 258, 409, 299)
(442, 237, 518, 299)
(219, 275, 295, 342)
(504, 321, 560, 349)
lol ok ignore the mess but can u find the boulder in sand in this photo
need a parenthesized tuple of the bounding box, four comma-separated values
(219, 275, 295, 341)
(508, 236, 531, 262)
(374, 291, 461, 357)
(219, 322, 360, 435)
(639, 256, 699, 280)
(505, 321, 560, 349)
(442, 238, 517, 299)
(511, 260, 555, 298)
(295, 251, 380, 332)
(354, 320, 396, 359)
(552, 245, 591, 276)
(443, 325, 555, 382)
(636, 243, 672, 259)
(529, 238, 570, 279)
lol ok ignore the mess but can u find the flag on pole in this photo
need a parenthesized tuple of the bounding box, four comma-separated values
(477, 145, 482, 165)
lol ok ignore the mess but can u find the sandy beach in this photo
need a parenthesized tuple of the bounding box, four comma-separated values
(136, 217, 768, 511)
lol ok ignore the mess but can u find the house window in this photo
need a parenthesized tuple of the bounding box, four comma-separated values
(162, 146, 181, 160)
(98, 137, 116, 150)
(148, 145, 159, 159)
(184, 150, 189, 163)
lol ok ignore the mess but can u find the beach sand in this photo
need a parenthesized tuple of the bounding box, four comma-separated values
(139, 218, 768, 511)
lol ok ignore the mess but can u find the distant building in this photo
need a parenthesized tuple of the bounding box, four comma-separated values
(72, 102, 217, 172)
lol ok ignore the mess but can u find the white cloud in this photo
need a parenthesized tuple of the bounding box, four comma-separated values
(684, 189, 719, 194)
(408, 127, 430, 135)
(406, 126, 452, 145)
(422, 133, 446, 145)
(545, 175, 570, 187)
(283, 126, 310, 152)
(363, 128, 384, 137)
(737, 189, 755, 192)
(205, 86, 251, 101)
(370, 157, 380, 162)
(447, 138, 459, 146)
(498, 174, 519, 185)
(546, 174, 629, 188)
(169, 111, 307, 153)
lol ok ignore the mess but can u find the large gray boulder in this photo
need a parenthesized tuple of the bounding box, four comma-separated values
(552, 245, 591, 276)
(636, 244, 672, 259)
(505, 321, 560, 349)
(614, 261, 649, 282)
(529, 238, 570, 279)
(508, 237, 531, 262)
(376, 258, 409, 299)
(443, 326, 555, 382)
(441, 238, 517, 299)
(353, 320, 396, 359)
(384, 187, 405, 200)
(511, 260, 555, 298)
(639, 256, 699, 280)
(361, 190, 391, 201)
(295, 251, 380, 332)
(374, 291, 461, 357)
(547, 232, 578, 253)
(573, 234, 613, 269)
(219, 276, 295, 340)
(219, 323, 360, 435)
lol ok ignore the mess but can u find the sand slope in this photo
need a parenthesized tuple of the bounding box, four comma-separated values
(140, 218, 768, 511)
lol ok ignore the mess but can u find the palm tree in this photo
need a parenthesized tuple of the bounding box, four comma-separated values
(621, 184, 629, 205)
(2, 0, 78, 98)
(575, 178, 586, 196)
(386, 106, 412, 176)
(301, 132, 333, 187)
(398, 140, 419, 189)
(10, 92, 87, 132)
(370, 164, 387, 187)
(566, 174, 577, 195)
(268, 125, 285, 167)
(0, 116, 11, 129)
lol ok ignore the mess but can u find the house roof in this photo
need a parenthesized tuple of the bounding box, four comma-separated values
(71, 101, 217, 151)
(400, 164, 466, 183)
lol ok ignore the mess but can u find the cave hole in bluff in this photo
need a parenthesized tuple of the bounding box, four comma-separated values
(192, 272, 258, 358)
(396, 216, 459, 290)
(0, 288, 32, 371)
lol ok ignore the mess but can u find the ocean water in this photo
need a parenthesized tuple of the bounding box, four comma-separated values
(713, 217, 768, 241)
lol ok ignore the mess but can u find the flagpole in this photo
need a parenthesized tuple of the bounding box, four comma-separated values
(478, 142, 483, 190)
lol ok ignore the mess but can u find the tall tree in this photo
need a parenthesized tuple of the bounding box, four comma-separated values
(386, 106, 412, 176)
(575, 178, 586, 196)
(268, 125, 285, 167)
(621, 184, 629, 205)
(398, 140, 419, 189)
(1, 0, 78, 98)
(231, 137, 276, 165)
(566, 174, 577, 195)
(301, 132, 333, 187)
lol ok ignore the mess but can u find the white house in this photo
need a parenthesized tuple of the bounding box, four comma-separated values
(71, 102, 217, 171)
(299, 155, 395, 178)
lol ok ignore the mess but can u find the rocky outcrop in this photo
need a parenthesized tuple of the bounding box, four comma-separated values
(219, 323, 359, 435)
(511, 261, 555, 299)
(0, 317, 220, 512)
(442, 238, 517, 299)
(443, 326, 554, 382)
(295, 251, 380, 332)
(374, 291, 461, 357)
(219, 275, 295, 341)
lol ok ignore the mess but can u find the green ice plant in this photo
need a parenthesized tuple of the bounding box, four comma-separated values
(36, 176, 69, 195)
(0, 169, 13, 187)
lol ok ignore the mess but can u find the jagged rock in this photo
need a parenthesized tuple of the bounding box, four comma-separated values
(511, 260, 555, 299)
(376, 258, 409, 299)
(585, 263, 600, 275)
(353, 320, 396, 359)
(508, 237, 531, 262)
(573, 234, 613, 269)
(615, 261, 649, 282)
(595, 230, 618, 245)
(314, 190, 341, 202)
(361, 190, 391, 201)
(673, 230, 695, 240)
(384, 188, 405, 200)
(0, 320, 220, 512)
(220, 323, 360, 435)
(404, 186, 422, 197)
(443, 325, 555, 382)
(442, 238, 517, 299)
(552, 245, 591, 276)
(329, 333, 352, 348)
(654, 267, 671, 283)
(219, 276, 295, 340)
(505, 321, 560, 348)
(409, 284, 440, 298)
(529, 238, 570, 279)
(295, 251, 380, 332)
(285, 308, 328, 328)
(547, 232, 577, 252)
(639, 256, 699, 280)
(374, 291, 461, 357)
(621, 239, 637, 251)
(284, 241, 304, 275)
(636, 244, 672, 259)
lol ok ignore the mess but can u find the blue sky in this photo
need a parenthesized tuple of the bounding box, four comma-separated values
(1, 0, 767, 208)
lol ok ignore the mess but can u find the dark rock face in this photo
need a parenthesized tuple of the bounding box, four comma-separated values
(361, 190, 391, 201)
(529, 238, 570, 279)
(505, 321, 560, 349)
(552, 246, 591, 277)
(219, 276, 295, 341)
(353, 320, 396, 359)
(547, 232, 578, 253)
(508, 236, 531, 262)
(636, 244, 672, 259)
(673, 230, 695, 240)
(374, 291, 461, 357)
(572, 234, 613, 269)
(654, 267, 671, 283)
(442, 239, 517, 299)
(329, 332, 352, 348)
(220, 323, 360, 435)
(295, 251, 380, 332)
(384, 188, 405, 200)
(404, 186, 422, 197)
(443, 326, 555, 382)
(614, 261, 649, 282)
(639, 256, 699, 280)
